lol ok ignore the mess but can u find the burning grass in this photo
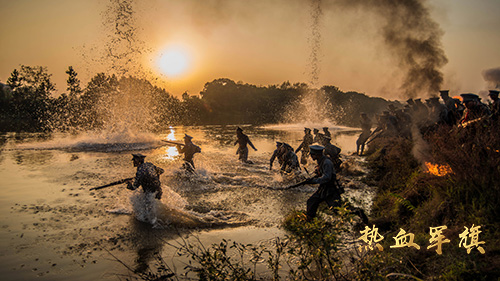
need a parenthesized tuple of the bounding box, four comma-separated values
(363, 120, 500, 279)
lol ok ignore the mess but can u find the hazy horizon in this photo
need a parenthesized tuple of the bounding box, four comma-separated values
(1, 0, 499, 101)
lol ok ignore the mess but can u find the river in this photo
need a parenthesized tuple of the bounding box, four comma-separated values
(0, 124, 375, 280)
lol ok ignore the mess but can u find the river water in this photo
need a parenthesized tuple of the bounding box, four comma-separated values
(0, 124, 374, 280)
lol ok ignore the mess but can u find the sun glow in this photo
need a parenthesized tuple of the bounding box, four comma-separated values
(157, 45, 191, 77)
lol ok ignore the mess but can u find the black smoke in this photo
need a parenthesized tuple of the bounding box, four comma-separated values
(331, 0, 448, 98)
(482, 67, 500, 89)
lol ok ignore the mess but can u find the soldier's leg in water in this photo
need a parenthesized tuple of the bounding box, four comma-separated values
(306, 191, 323, 219)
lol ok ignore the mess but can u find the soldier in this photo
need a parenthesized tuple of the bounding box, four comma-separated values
(322, 127, 331, 140)
(305, 145, 341, 220)
(177, 134, 201, 172)
(356, 113, 372, 155)
(279, 143, 300, 174)
(323, 136, 342, 172)
(234, 127, 257, 164)
(488, 90, 500, 121)
(313, 128, 324, 144)
(127, 153, 164, 200)
(295, 128, 314, 165)
(439, 90, 463, 125)
(270, 142, 285, 170)
(460, 93, 491, 124)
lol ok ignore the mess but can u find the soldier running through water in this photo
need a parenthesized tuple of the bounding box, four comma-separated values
(278, 143, 300, 174)
(126, 153, 165, 224)
(234, 127, 258, 164)
(295, 128, 314, 165)
(177, 134, 201, 173)
(304, 145, 369, 223)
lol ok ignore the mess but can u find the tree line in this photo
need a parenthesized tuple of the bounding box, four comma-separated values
(0, 65, 392, 132)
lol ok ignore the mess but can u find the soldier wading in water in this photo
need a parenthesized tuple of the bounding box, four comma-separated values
(304, 145, 368, 224)
(126, 153, 165, 224)
(234, 127, 258, 164)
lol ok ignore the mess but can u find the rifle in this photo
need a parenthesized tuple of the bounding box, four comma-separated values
(282, 178, 313, 190)
(89, 177, 134, 191)
(162, 140, 184, 146)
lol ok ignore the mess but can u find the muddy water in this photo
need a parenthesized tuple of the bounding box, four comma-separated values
(0, 124, 374, 280)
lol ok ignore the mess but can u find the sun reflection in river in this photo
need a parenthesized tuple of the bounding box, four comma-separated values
(166, 126, 176, 141)
(163, 127, 180, 160)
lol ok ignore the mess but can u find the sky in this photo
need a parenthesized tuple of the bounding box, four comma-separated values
(0, 0, 499, 100)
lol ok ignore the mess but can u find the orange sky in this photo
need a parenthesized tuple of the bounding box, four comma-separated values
(1, 0, 499, 100)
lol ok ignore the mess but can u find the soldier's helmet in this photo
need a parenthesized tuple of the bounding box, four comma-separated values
(309, 145, 324, 155)
(488, 90, 499, 97)
(460, 93, 479, 103)
(132, 153, 146, 161)
(439, 90, 450, 97)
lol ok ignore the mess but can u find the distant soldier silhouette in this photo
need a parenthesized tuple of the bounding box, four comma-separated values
(177, 134, 201, 172)
(313, 128, 324, 144)
(356, 113, 372, 155)
(488, 90, 500, 121)
(322, 127, 331, 140)
(127, 153, 164, 198)
(234, 127, 257, 164)
(295, 128, 314, 165)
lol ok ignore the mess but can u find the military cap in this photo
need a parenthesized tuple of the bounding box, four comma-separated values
(304, 127, 311, 132)
(282, 143, 293, 150)
(322, 127, 329, 130)
(276, 141, 283, 146)
(236, 127, 243, 132)
(184, 134, 193, 140)
(309, 145, 324, 154)
(313, 128, 319, 133)
(439, 90, 449, 96)
(460, 93, 479, 103)
(132, 153, 146, 159)
(488, 90, 499, 96)
(406, 98, 414, 103)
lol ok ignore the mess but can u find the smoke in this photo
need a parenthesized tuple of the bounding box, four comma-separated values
(331, 0, 448, 99)
(482, 67, 500, 89)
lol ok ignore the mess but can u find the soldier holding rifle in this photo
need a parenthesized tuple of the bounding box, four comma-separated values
(127, 153, 164, 200)
(176, 134, 201, 171)
(304, 145, 342, 220)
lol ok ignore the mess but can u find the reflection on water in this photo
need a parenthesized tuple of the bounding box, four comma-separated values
(0, 124, 373, 280)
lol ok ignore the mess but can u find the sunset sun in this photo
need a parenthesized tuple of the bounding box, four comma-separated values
(157, 45, 191, 77)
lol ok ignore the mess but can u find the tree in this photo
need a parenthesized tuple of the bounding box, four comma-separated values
(66, 66, 82, 98)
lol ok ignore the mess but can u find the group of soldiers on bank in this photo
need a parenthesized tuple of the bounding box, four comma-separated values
(355, 89, 500, 155)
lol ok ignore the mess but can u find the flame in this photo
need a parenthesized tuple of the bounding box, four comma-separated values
(425, 162, 453, 176)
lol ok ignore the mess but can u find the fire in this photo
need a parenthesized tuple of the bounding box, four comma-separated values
(425, 162, 453, 176)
